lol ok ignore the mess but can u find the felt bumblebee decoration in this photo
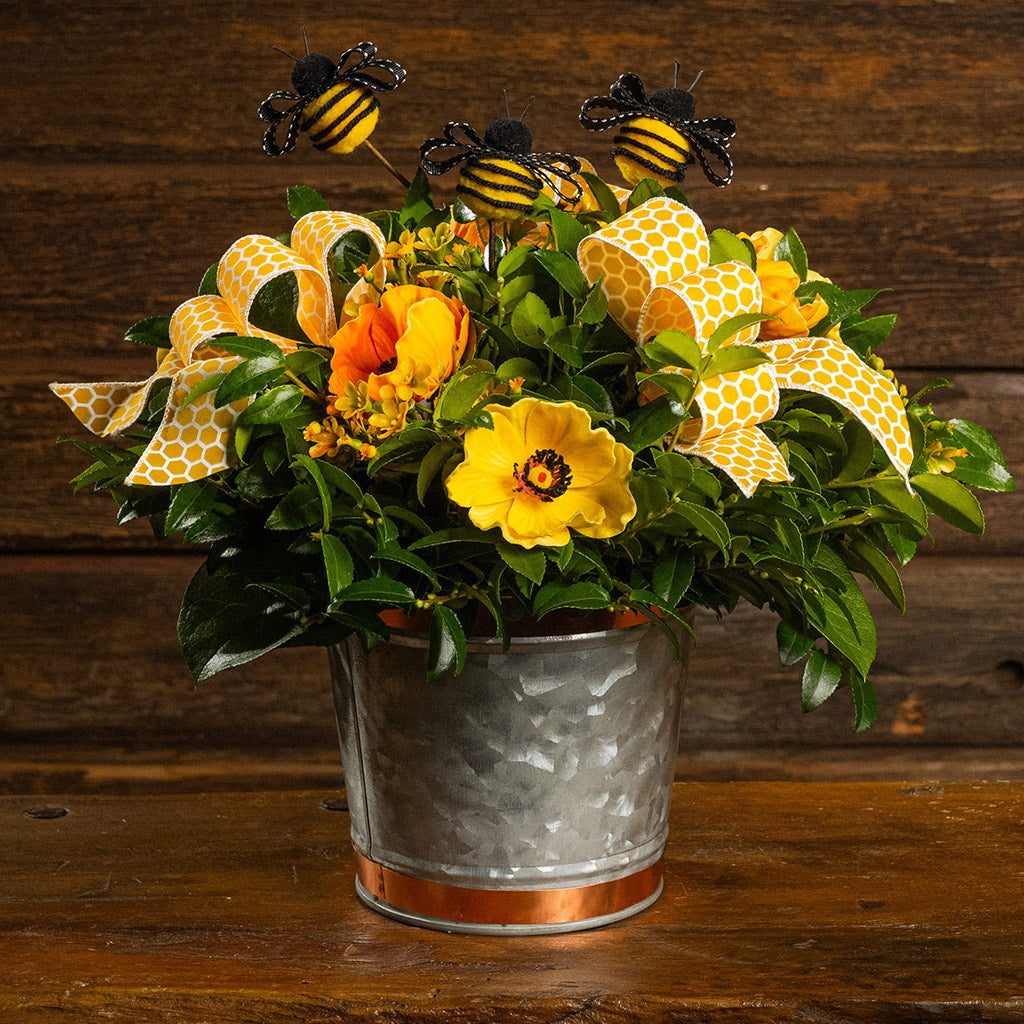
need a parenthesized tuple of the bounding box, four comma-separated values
(579, 69, 736, 187)
(420, 115, 583, 222)
(259, 38, 406, 158)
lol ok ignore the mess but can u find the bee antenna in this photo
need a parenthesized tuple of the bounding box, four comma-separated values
(504, 88, 510, 119)
(301, 26, 310, 55)
(673, 61, 680, 88)
(274, 45, 300, 63)
(687, 70, 704, 93)
(520, 95, 534, 122)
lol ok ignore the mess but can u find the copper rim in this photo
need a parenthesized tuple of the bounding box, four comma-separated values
(353, 851, 664, 926)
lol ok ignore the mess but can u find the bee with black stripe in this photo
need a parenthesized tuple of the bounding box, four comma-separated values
(259, 39, 406, 157)
(579, 70, 736, 187)
(420, 116, 583, 222)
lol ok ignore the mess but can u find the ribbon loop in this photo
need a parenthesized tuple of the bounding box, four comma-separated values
(577, 198, 914, 494)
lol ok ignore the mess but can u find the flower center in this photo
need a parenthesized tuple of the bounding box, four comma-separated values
(513, 448, 572, 502)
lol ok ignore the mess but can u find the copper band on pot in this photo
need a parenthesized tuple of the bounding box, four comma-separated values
(353, 850, 664, 926)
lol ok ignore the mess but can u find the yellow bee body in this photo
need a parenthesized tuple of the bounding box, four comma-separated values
(421, 118, 582, 224)
(456, 157, 543, 222)
(302, 82, 380, 155)
(580, 72, 736, 188)
(260, 41, 404, 158)
(613, 115, 694, 187)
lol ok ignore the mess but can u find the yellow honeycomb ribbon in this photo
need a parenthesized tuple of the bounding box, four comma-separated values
(577, 198, 913, 496)
(52, 212, 386, 487)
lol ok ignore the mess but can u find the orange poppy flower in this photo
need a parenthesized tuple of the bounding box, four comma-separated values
(328, 285, 473, 405)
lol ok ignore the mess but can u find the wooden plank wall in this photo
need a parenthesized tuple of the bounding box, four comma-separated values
(2, 0, 1022, 791)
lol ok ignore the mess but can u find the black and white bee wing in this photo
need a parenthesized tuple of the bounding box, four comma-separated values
(680, 117, 737, 187)
(337, 41, 407, 92)
(580, 73, 648, 131)
(420, 122, 487, 174)
(531, 151, 585, 203)
(259, 91, 304, 156)
(609, 72, 649, 107)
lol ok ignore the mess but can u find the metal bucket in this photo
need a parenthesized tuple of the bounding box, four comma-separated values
(329, 619, 690, 934)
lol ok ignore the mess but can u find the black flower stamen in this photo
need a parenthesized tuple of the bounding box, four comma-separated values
(513, 448, 573, 502)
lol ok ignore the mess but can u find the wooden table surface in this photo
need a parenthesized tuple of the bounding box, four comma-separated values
(2, 782, 1022, 1023)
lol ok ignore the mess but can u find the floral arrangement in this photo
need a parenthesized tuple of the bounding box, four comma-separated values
(53, 45, 1012, 731)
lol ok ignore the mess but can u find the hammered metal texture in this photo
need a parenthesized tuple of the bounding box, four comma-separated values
(330, 623, 689, 890)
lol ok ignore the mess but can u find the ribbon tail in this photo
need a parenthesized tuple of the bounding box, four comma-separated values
(125, 356, 244, 486)
(678, 425, 792, 498)
(760, 337, 915, 483)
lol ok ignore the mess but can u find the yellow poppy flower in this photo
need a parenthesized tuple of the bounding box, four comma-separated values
(446, 398, 636, 548)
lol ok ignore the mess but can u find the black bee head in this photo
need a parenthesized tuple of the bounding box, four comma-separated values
(291, 53, 338, 97)
(649, 87, 697, 122)
(483, 118, 533, 155)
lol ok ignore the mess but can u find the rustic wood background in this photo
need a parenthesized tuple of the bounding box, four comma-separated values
(2, 0, 1022, 792)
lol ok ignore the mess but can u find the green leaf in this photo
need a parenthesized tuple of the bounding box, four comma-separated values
(799, 284, 883, 332)
(708, 228, 756, 269)
(777, 621, 816, 667)
(652, 548, 695, 608)
(911, 472, 985, 534)
(177, 563, 305, 683)
(702, 344, 772, 379)
(497, 243, 532, 278)
(237, 384, 306, 426)
(844, 539, 906, 612)
(775, 228, 808, 282)
(416, 441, 458, 503)
(498, 540, 547, 586)
(125, 315, 172, 348)
(532, 581, 611, 619)
(434, 369, 495, 422)
(265, 482, 322, 531)
(510, 292, 555, 348)
(623, 394, 688, 451)
(399, 167, 436, 226)
(840, 314, 897, 359)
(375, 546, 440, 586)
(802, 650, 841, 712)
(533, 249, 587, 300)
(215, 355, 285, 406)
(211, 335, 287, 361)
(833, 420, 875, 484)
(428, 605, 466, 679)
(496, 357, 543, 384)
(293, 453, 333, 532)
(576, 282, 609, 325)
(705, 314, 774, 354)
(544, 204, 588, 254)
(626, 178, 664, 210)
(198, 263, 219, 296)
(287, 185, 330, 218)
(321, 533, 355, 599)
(178, 370, 229, 411)
(333, 577, 415, 604)
(643, 329, 703, 372)
(673, 501, 730, 560)
(810, 546, 876, 679)
(580, 171, 622, 221)
(948, 419, 1015, 493)
(866, 477, 928, 530)
(164, 480, 218, 536)
(850, 674, 879, 733)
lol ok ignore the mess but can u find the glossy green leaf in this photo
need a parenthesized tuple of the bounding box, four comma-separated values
(287, 185, 330, 218)
(777, 621, 816, 667)
(532, 581, 611, 619)
(802, 649, 841, 712)
(652, 548, 694, 608)
(321, 532, 355, 598)
(125, 315, 172, 348)
(533, 249, 588, 300)
(911, 472, 985, 534)
(428, 605, 466, 679)
(701, 344, 772, 379)
(498, 540, 547, 586)
(775, 228, 808, 282)
(708, 228, 755, 269)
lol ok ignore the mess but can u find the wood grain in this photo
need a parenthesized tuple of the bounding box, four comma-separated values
(2, 784, 1022, 1022)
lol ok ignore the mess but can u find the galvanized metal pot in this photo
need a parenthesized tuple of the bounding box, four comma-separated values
(329, 619, 690, 935)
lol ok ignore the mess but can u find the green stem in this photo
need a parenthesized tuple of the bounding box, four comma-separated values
(825, 470, 899, 490)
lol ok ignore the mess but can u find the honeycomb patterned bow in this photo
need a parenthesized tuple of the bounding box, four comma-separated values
(52, 212, 387, 487)
(577, 197, 914, 496)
